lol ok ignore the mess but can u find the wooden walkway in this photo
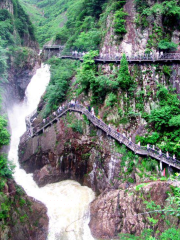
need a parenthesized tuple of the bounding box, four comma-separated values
(60, 53, 180, 63)
(41, 45, 180, 63)
(26, 104, 180, 171)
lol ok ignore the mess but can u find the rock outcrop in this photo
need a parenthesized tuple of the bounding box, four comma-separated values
(89, 181, 180, 239)
(19, 113, 118, 193)
(0, 179, 48, 240)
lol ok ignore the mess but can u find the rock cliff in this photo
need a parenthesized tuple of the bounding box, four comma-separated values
(18, 110, 163, 194)
(0, 178, 48, 240)
(89, 181, 180, 239)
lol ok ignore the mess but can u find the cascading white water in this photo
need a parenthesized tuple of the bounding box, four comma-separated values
(7, 64, 96, 240)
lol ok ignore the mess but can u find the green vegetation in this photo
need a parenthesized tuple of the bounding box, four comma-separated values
(136, 85, 180, 158)
(20, 0, 128, 48)
(158, 40, 178, 51)
(0, 38, 8, 82)
(76, 51, 134, 107)
(0, 0, 35, 46)
(119, 228, 180, 240)
(43, 57, 79, 116)
(68, 119, 83, 134)
(0, 0, 37, 82)
(117, 54, 133, 90)
(135, 0, 180, 50)
(119, 183, 180, 239)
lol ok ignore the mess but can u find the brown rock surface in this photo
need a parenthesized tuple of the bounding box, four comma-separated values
(19, 113, 125, 192)
(89, 181, 180, 239)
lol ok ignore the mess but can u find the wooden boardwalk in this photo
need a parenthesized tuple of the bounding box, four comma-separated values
(26, 104, 180, 171)
(42, 45, 180, 63)
(60, 53, 180, 63)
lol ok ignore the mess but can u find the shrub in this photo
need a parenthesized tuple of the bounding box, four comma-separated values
(158, 40, 178, 51)
(114, 9, 128, 36)
(105, 93, 117, 107)
(117, 54, 133, 90)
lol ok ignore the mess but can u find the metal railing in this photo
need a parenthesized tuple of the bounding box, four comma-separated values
(43, 45, 64, 49)
(25, 103, 180, 170)
(59, 52, 180, 62)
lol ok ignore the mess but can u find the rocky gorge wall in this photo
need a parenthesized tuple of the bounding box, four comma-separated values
(18, 109, 163, 192)
(100, 0, 180, 56)
(89, 181, 180, 239)
(0, 1, 48, 239)
(16, 0, 180, 238)
(0, 178, 48, 240)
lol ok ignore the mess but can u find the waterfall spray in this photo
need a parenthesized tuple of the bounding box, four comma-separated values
(8, 64, 95, 240)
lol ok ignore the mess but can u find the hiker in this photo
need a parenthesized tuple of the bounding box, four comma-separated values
(147, 144, 150, 151)
(91, 107, 95, 116)
(88, 105, 91, 112)
(159, 149, 162, 156)
(117, 128, 120, 137)
(108, 123, 111, 133)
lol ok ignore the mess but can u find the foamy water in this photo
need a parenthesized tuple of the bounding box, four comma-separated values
(7, 64, 95, 240)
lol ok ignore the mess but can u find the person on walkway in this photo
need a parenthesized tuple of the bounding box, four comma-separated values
(166, 151, 169, 159)
(70, 99, 74, 108)
(117, 128, 120, 137)
(58, 105, 62, 113)
(72, 99, 75, 108)
(97, 115, 100, 124)
(88, 105, 91, 112)
(173, 154, 176, 161)
(108, 123, 111, 133)
(91, 107, 95, 116)
(43, 119, 46, 124)
(159, 149, 162, 156)
(147, 144, 150, 151)
(75, 100, 79, 108)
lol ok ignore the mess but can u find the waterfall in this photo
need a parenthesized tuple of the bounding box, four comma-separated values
(7, 64, 96, 240)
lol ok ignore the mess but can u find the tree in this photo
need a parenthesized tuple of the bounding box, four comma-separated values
(0, 43, 7, 82)
(0, 116, 10, 148)
(117, 54, 132, 90)
(158, 40, 178, 51)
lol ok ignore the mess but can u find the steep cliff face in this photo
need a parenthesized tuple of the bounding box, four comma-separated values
(100, 0, 180, 56)
(5, 48, 40, 104)
(0, 0, 40, 104)
(18, 110, 162, 195)
(0, 0, 14, 14)
(19, 112, 119, 192)
(0, 178, 48, 240)
(89, 181, 180, 238)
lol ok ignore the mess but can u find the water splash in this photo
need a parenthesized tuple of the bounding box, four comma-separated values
(7, 64, 95, 240)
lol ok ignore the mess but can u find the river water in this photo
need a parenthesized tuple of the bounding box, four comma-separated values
(7, 64, 96, 240)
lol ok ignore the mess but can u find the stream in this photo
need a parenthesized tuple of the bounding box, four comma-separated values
(7, 64, 96, 240)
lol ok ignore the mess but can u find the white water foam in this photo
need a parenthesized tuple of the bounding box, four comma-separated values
(7, 64, 96, 240)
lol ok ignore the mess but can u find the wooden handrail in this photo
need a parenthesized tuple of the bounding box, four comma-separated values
(25, 103, 180, 170)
